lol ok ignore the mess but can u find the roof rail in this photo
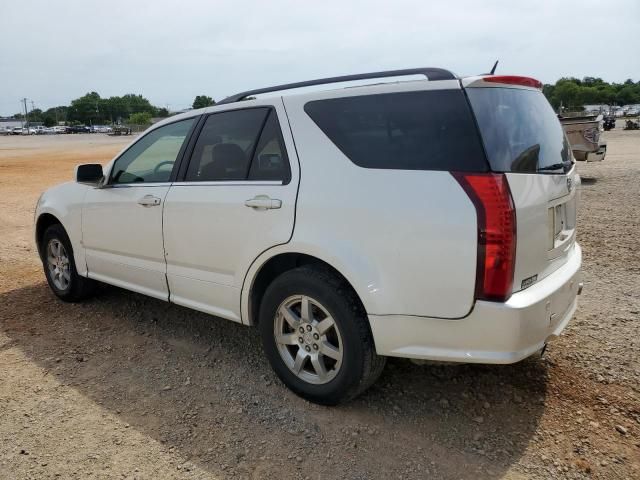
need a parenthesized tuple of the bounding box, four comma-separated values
(217, 67, 456, 104)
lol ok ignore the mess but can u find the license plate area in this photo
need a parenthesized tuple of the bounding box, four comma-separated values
(547, 195, 576, 257)
(552, 204, 569, 245)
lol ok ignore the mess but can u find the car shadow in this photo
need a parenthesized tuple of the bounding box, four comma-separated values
(580, 176, 598, 185)
(0, 282, 548, 479)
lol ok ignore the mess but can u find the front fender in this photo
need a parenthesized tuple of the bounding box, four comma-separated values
(35, 182, 89, 276)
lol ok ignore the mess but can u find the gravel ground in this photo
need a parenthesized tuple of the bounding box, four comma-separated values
(0, 131, 638, 479)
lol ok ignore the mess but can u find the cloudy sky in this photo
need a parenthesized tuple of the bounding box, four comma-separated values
(1, 0, 638, 115)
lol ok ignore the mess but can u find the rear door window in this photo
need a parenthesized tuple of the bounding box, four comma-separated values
(304, 90, 488, 172)
(466, 87, 571, 173)
(186, 108, 268, 181)
(248, 110, 291, 182)
(185, 108, 290, 183)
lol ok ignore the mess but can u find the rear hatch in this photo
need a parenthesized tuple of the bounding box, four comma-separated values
(464, 79, 578, 293)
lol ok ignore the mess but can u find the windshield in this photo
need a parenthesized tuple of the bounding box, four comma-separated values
(466, 87, 571, 173)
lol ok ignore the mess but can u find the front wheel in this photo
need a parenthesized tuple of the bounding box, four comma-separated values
(41, 224, 95, 302)
(259, 266, 385, 405)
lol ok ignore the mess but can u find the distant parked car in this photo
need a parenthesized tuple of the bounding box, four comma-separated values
(12, 127, 33, 135)
(68, 125, 90, 134)
(92, 125, 113, 133)
(1, 127, 13, 135)
(53, 126, 68, 134)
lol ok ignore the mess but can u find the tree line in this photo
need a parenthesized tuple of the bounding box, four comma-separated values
(11, 77, 638, 126)
(11, 93, 216, 126)
(543, 77, 640, 111)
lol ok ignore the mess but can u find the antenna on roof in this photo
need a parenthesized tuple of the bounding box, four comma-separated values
(489, 60, 499, 75)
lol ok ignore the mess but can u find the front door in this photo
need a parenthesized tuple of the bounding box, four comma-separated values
(82, 118, 195, 300)
(163, 104, 298, 321)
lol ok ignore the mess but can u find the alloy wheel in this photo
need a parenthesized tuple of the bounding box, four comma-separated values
(273, 295, 343, 385)
(46, 239, 71, 291)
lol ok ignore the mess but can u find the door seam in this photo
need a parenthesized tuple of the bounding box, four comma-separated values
(161, 184, 172, 302)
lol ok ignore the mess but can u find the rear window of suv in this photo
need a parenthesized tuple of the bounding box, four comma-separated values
(304, 90, 488, 172)
(466, 87, 572, 173)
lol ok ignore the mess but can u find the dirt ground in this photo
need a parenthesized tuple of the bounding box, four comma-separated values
(0, 131, 638, 480)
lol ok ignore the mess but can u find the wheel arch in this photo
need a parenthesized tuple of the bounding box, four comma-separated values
(242, 250, 371, 327)
(35, 213, 64, 259)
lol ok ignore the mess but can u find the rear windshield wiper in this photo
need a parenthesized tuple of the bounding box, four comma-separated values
(537, 162, 571, 172)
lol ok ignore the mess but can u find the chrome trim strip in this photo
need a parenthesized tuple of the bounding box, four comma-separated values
(107, 183, 173, 189)
(171, 181, 283, 187)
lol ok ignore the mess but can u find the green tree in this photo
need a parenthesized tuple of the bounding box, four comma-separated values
(128, 112, 152, 125)
(543, 76, 640, 110)
(67, 92, 160, 124)
(616, 86, 639, 105)
(26, 108, 44, 123)
(192, 95, 215, 109)
(43, 106, 68, 125)
(69, 91, 102, 124)
(157, 107, 170, 117)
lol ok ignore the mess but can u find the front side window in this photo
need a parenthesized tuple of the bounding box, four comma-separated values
(110, 118, 195, 184)
(185, 108, 290, 182)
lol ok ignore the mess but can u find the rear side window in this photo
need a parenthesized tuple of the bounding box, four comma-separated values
(466, 87, 571, 173)
(304, 90, 487, 172)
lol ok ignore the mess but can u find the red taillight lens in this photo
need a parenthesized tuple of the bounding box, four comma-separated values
(453, 173, 516, 302)
(483, 75, 543, 90)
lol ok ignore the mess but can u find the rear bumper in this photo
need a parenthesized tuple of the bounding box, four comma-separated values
(369, 243, 582, 364)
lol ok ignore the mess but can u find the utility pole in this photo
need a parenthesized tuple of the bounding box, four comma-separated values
(22, 98, 29, 127)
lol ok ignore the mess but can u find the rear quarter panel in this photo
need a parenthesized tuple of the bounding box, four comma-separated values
(282, 82, 478, 318)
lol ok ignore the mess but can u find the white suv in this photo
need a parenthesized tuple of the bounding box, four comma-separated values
(35, 68, 582, 404)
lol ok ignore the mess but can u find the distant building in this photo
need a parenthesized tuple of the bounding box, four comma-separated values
(0, 118, 23, 129)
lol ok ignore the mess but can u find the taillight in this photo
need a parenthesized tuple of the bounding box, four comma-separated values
(483, 75, 543, 90)
(453, 173, 516, 302)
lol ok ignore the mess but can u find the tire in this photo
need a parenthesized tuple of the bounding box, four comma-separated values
(41, 223, 95, 302)
(259, 266, 386, 405)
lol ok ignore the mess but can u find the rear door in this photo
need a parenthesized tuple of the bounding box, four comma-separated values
(465, 83, 578, 293)
(162, 101, 298, 322)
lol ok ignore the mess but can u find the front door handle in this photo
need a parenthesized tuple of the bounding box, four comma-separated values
(244, 195, 282, 210)
(138, 194, 162, 207)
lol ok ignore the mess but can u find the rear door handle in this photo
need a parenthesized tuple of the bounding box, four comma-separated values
(244, 195, 282, 210)
(138, 194, 162, 207)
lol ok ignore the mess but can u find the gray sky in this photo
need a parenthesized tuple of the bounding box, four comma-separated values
(1, 0, 638, 115)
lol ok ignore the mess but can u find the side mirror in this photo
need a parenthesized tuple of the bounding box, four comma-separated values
(75, 164, 104, 186)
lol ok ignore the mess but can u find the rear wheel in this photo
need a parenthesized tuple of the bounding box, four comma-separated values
(41, 224, 95, 302)
(259, 266, 385, 405)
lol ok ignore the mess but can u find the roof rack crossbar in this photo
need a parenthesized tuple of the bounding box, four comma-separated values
(217, 67, 456, 104)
